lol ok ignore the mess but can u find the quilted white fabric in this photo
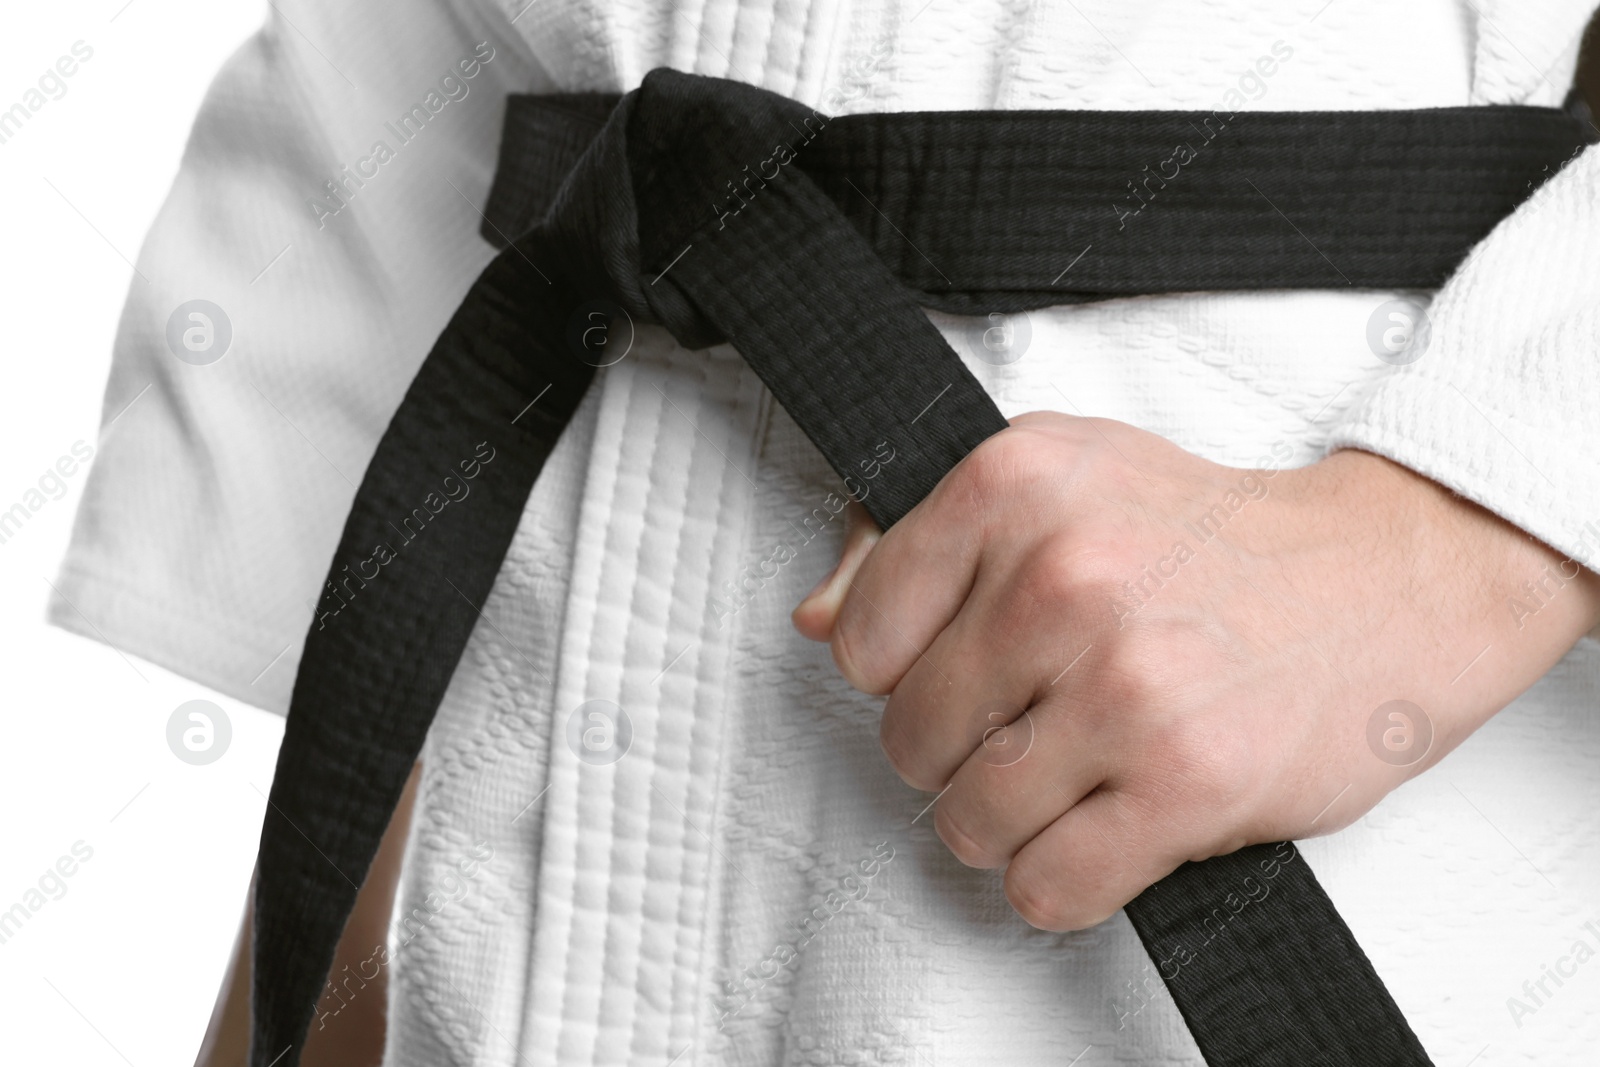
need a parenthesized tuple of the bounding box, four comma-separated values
(48, 0, 1600, 1064)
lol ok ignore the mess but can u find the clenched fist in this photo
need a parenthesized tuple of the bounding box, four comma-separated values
(792, 412, 1600, 931)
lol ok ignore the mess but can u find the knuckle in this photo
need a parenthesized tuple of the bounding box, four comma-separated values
(998, 863, 1088, 927)
(968, 426, 1029, 482)
(1090, 634, 1177, 710)
(831, 606, 893, 694)
(950, 427, 1032, 510)
(1024, 536, 1126, 610)
(877, 708, 944, 792)
(1003, 864, 1067, 930)
(1150, 716, 1257, 816)
(934, 805, 1002, 869)
(1003, 863, 1106, 932)
(1026, 543, 1085, 607)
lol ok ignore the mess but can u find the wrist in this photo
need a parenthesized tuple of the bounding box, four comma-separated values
(1343, 447, 1599, 714)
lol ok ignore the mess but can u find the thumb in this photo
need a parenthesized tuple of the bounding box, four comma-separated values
(792, 500, 881, 641)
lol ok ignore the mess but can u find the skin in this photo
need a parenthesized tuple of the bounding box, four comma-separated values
(793, 412, 1600, 931)
(192, 418, 1599, 1056)
(193, 763, 419, 1067)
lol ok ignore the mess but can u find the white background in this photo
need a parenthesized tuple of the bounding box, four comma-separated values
(0, 3, 276, 1065)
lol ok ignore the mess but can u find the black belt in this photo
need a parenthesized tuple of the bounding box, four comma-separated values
(250, 69, 1592, 1066)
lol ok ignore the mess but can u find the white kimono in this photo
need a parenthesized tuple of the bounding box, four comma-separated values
(51, 0, 1600, 1064)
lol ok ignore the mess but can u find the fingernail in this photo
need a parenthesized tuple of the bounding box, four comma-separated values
(803, 561, 841, 603)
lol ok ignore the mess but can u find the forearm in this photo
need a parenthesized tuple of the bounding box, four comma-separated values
(194, 763, 420, 1067)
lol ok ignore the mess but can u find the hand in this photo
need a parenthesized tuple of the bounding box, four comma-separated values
(792, 412, 1600, 931)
